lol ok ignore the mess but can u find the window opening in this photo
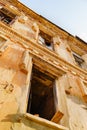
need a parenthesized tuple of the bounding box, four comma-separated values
(38, 30, 53, 50)
(27, 65, 57, 120)
(0, 8, 16, 24)
(73, 52, 84, 67)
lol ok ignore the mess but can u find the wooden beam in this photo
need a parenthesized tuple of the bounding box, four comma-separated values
(51, 111, 64, 123)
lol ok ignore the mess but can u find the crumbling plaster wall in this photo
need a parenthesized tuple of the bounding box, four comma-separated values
(53, 36, 76, 65)
(0, 37, 68, 130)
(12, 13, 39, 42)
(56, 73, 87, 130)
(0, 38, 32, 130)
(0, 1, 87, 130)
(81, 54, 87, 70)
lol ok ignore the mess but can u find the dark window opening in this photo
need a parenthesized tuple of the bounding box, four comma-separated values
(0, 8, 16, 24)
(27, 65, 57, 120)
(45, 41, 51, 47)
(73, 53, 84, 67)
(38, 30, 53, 50)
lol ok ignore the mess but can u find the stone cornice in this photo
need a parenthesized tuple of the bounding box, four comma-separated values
(68, 35, 87, 55)
(6, 0, 87, 54)
(0, 22, 87, 81)
(5, 0, 69, 38)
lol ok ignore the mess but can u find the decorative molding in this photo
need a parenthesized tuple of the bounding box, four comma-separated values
(0, 22, 87, 80)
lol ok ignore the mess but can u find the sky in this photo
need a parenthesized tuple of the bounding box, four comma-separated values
(19, 0, 87, 42)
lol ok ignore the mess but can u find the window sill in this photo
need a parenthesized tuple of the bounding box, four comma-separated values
(24, 113, 69, 130)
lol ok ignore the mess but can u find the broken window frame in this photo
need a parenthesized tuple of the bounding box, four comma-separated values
(0, 7, 16, 25)
(38, 30, 54, 50)
(72, 52, 84, 67)
(26, 64, 63, 123)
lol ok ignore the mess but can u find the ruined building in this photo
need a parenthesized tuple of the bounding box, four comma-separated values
(0, 0, 87, 130)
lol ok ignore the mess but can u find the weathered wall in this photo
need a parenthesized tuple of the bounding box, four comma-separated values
(67, 95, 87, 130)
(66, 74, 87, 130)
(0, 39, 32, 130)
(0, 37, 68, 130)
(0, 1, 87, 130)
(82, 54, 87, 70)
(55, 77, 69, 128)
(12, 14, 39, 41)
(56, 73, 87, 130)
(53, 36, 76, 65)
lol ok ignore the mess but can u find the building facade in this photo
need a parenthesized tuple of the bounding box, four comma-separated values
(0, 0, 87, 130)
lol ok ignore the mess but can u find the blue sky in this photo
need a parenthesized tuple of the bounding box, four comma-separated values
(19, 0, 87, 42)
